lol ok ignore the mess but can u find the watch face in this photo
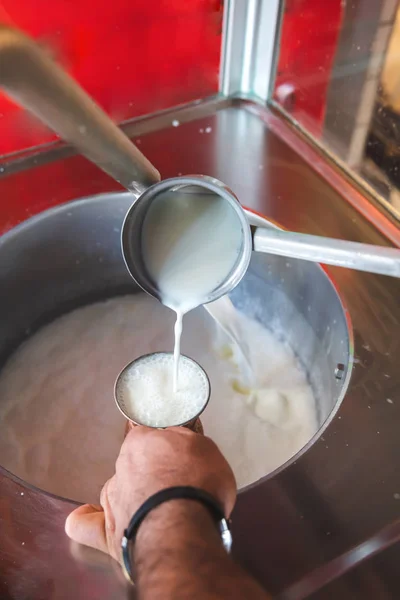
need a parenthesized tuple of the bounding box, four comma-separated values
(121, 535, 135, 585)
(220, 520, 233, 554)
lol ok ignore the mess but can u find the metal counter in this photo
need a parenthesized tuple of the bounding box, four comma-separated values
(0, 100, 399, 599)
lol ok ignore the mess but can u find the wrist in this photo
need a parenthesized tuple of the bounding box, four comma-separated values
(136, 499, 220, 549)
(133, 499, 224, 573)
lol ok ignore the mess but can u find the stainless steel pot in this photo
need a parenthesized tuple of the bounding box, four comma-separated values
(0, 192, 352, 498)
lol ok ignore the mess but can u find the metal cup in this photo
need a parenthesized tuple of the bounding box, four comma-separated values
(123, 417, 204, 436)
(121, 175, 252, 307)
(114, 352, 210, 433)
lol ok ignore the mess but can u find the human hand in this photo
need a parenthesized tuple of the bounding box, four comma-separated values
(65, 426, 236, 562)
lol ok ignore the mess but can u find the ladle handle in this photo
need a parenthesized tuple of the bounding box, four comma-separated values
(252, 227, 400, 278)
(0, 26, 160, 194)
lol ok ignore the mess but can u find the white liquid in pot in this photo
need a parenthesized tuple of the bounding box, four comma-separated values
(0, 294, 317, 503)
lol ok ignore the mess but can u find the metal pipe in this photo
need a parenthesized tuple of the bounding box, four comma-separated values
(252, 227, 400, 278)
(0, 25, 160, 194)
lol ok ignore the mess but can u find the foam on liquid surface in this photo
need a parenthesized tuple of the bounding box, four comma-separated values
(117, 353, 208, 427)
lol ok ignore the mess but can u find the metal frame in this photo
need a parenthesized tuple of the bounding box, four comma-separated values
(219, 0, 281, 102)
(218, 0, 400, 235)
(265, 1, 400, 226)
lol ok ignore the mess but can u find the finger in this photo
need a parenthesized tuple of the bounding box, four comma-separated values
(100, 479, 113, 515)
(122, 425, 155, 447)
(164, 426, 195, 436)
(65, 504, 108, 555)
(126, 424, 154, 437)
(126, 425, 193, 440)
(120, 425, 186, 458)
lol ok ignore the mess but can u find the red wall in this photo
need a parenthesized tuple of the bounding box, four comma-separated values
(0, 0, 223, 157)
(0, 0, 343, 155)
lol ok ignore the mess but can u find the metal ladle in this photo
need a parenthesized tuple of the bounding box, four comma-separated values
(121, 176, 400, 308)
(1, 25, 400, 307)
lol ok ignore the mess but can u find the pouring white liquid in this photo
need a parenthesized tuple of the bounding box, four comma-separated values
(142, 189, 244, 391)
(0, 294, 317, 501)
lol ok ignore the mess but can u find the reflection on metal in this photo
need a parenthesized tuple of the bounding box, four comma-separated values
(0, 96, 233, 178)
(219, 0, 280, 101)
(279, 520, 400, 600)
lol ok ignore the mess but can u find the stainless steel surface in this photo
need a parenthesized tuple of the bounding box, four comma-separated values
(0, 25, 160, 193)
(121, 175, 252, 306)
(279, 519, 400, 600)
(0, 101, 399, 599)
(114, 351, 211, 429)
(0, 192, 349, 479)
(252, 227, 400, 277)
(219, 0, 280, 101)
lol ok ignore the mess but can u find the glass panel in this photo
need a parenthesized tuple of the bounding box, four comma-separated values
(272, 0, 400, 221)
(0, 0, 222, 157)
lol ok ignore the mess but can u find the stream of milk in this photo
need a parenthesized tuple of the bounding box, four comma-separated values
(141, 189, 243, 391)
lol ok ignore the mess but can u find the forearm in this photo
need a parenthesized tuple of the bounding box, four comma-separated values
(134, 500, 270, 600)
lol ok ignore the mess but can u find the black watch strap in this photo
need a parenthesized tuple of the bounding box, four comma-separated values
(121, 486, 232, 583)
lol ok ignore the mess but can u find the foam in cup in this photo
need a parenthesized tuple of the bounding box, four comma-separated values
(115, 352, 209, 428)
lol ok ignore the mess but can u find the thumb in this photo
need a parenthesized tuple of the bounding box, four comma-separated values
(65, 504, 109, 555)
